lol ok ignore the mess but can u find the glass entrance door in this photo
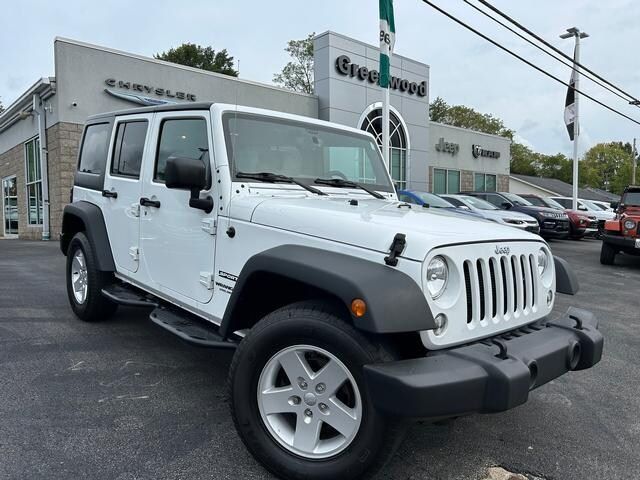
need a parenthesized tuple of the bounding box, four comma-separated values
(2, 176, 18, 237)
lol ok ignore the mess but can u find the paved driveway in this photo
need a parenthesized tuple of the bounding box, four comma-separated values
(0, 238, 638, 479)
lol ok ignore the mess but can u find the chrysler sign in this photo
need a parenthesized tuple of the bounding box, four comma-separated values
(104, 78, 197, 101)
(335, 55, 427, 97)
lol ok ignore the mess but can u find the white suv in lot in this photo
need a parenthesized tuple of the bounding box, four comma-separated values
(60, 103, 603, 480)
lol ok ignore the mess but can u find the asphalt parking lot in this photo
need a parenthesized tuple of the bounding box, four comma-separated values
(0, 238, 639, 480)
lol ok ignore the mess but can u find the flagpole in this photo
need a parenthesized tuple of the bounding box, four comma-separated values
(383, 85, 390, 172)
(561, 27, 589, 211)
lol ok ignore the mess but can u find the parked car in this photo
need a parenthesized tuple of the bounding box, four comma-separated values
(461, 191, 570, 239)
(440, 194, 539, 233)
(397, 190, 484, 219)
(591, 200, 614, 212)
(600, 185, 640, 264)
(550, 196, 615, 236)
(60, 103, 603, 480)
(518, 194, 597, 239)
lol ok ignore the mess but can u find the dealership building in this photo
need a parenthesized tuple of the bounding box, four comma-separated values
(0, 32, 510, 240)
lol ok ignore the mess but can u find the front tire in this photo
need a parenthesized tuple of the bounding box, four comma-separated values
(228, 301, 405, 480)
(600, 241, 616, 265)
(66, 232, 118, 321)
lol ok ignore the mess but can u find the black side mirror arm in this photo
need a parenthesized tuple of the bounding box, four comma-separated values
(189, 188, 214, 213)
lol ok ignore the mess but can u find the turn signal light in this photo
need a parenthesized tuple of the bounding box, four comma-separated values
(351, 299, 367, 317)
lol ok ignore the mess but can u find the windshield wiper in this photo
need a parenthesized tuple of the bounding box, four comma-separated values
(236, 171, 326, 196)
(314, 177, 385, 199)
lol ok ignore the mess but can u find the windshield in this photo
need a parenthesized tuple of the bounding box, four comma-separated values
(622, 191, 640, 206)
(223, 113, 394, 192)
(522, 196, 545, 207)
(459, 195, 498, 210)
(414, 192, 455, 208)
(542, 197, 565, 209)
(502, 192, 533, 206)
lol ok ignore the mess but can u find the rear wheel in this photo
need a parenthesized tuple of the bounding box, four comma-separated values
(600, 241, 617, 265)
(66, 232, 118, 321)
(228, 301, 405, 480)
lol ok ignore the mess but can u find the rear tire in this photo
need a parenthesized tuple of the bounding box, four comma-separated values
(66, 232, 118, 321)
(599, 241, 616, 265)
(228, 301, 405, 480)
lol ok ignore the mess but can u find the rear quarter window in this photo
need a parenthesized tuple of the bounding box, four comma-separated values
(75, 120, 114, 190)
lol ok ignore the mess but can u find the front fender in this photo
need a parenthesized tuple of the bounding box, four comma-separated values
(220, 245, 435, 337)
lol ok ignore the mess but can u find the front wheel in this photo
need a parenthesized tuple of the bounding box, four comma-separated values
(228, 301, 405, 480)
(600, 241, 617, 265)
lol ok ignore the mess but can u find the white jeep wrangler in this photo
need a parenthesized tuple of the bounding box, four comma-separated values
(61, 103, 603, 480)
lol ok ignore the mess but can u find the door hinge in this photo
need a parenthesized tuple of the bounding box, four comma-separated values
(201, 218, 217, 235)
(130, 203, 141, 218)
(199, 272, 215, 290)
(129, 246, 139, 262)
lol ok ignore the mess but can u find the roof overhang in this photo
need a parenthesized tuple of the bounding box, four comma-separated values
(509, 175, 559, 195)
(0, 77, 56, 133)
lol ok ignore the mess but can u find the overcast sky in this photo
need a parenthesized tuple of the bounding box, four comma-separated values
(1, 0, 639, 156)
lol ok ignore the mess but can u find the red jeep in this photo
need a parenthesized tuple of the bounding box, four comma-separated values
(600, 186, 640, 264)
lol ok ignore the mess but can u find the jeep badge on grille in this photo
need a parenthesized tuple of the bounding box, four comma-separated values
(495, 245, 510, 255)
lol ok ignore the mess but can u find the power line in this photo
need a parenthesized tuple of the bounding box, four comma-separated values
(420, 0, 640, 127)
(462, 0, 636, 105)
(476, 0, 640, 105)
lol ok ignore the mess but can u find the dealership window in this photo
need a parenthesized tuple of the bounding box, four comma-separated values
(433, 168, 460, 194)
(473, 173, 497, 192)
(24, 137, 43, 225)
(360, 108, 407, 189)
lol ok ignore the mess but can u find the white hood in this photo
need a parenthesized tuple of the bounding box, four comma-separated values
(232, 194, 542, 261)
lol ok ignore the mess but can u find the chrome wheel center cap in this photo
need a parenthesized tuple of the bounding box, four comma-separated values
(303, 392, 317, 406)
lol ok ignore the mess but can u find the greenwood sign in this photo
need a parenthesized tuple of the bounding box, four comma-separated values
(335, 55, 427, 97)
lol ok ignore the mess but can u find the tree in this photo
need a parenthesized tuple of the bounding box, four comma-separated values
(428, 96, 514, 139)
(155, 43, 238, 76)
(273, 33, 315, 94)
(581, 142, 634, 194)
(510, 142, 538, 176)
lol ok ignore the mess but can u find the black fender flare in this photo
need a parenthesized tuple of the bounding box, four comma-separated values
(60, 201, 115, 272)
(219, 245, 435, 337)
(554, 256, 579, 295)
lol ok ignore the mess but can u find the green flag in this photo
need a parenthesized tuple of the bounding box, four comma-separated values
(379, 0, 396, 88)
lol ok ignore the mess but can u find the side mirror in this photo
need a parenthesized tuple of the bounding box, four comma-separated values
(165, 156, 213, 213)
(578, 205, 588, 211)
(501, 202, 512, 210)
(459, 205, 470, 210)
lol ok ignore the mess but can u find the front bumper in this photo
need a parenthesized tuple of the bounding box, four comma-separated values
(364, 307, 603, 418)
(602, 233, 640, 250)
(540, 219, 570, 238)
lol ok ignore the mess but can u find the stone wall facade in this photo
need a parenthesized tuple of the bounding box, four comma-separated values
(0, 122, 82, 240)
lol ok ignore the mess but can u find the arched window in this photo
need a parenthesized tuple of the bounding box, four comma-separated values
(360, 108, 407, 189)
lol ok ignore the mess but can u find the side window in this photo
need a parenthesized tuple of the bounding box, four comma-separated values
(155, 118, 209, 182)
(554, 198, 571, 208)
(111, 121, 148, 178)
(445, 197, 464, 207)
(485, 194, 503, 207)
(78, 123, 111, 175)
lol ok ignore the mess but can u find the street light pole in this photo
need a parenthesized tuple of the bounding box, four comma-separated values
(560, 27, 589, 211)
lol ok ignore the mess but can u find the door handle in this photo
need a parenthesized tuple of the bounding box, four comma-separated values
(102, 189, 118, 199)
(140, 197, 161, 208)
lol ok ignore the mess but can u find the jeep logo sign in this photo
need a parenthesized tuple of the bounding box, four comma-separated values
(435, 137, 459, 155)
(495, 246, 510, 255)
(472, 144, 501, 159)
(335, 55, 427, 97)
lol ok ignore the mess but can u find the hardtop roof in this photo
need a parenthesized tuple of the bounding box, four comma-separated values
(87, 102, 214, 121)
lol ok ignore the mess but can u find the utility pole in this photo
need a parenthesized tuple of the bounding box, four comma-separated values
(561, 27, 589, 211)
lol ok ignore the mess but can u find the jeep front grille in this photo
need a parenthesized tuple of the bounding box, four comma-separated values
(463, 253, 538, 326)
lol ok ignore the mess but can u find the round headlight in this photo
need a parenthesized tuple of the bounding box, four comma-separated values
(537, 248, 548, 275)
(426, 256, 449, 299)
(624, 219, 636, 230)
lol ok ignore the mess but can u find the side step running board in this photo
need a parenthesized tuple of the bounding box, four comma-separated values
(149, 308, 238, 350)
(102, 283, 160, 308)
